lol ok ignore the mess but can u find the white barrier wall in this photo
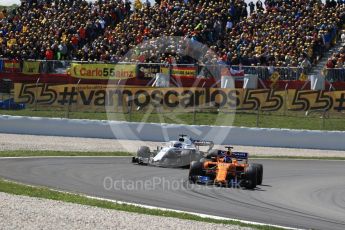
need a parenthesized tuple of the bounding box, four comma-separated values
(243, 74, 258, 89)
(310, 75, 325, 90)
(0, 115, 345, 150)
(220, 76, 235, 88)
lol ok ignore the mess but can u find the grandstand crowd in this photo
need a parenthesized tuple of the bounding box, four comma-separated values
(0, 0, 345, 68)
(325, 30, 345, 68)
(326, 47, 345, 68)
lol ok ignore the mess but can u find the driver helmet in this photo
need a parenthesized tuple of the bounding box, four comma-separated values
(224, 150, 232, 163)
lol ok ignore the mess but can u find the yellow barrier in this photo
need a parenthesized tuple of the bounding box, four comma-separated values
(70, 63, 136, 79)
(22, 61, 41, 75)
(161, 66, 196, 77)
(14, 83, 345, 112)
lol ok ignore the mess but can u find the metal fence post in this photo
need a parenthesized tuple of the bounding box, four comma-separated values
(75, 78, 81, 113)
(52, 60, 55, 73)
(193, 90, 196, 125)
(65, 85, 74, 119)
(169, 63, 172, 83)
(322, 109, 326, 130)
(128, 96, 132, 122)
(192, 63, 198, 125)
(66, 91, 70, 119)
(34, 78, 40, 111)
(256, 108, 260, 127)
(115, 80, 121, 113)
(284, 83, 289, 116)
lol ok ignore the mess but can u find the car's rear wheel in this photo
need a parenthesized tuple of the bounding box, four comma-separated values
(244, 164, 258, 189)
(199, 158, 211, 163)
(136, 146, 150, 164)
(252, 163, 263, 185)
(189, 161, 204, 183)
(206, 149, 220, 161)
(137, 146, 150, 158)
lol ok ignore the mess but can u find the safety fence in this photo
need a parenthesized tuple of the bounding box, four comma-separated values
(1, 83, 345, 131)
(0, 59, 306, 81)
(324, 68, 345, 82)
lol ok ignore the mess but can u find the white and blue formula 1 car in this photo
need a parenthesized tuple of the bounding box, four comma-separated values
(132, 135, 214, 168)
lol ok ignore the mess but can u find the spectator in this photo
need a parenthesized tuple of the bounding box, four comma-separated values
(0, 10, 6, 20)
(300, 57, 312, 73)
(256, 0, 264, 12)
(326, 58, 335, 68)
(45, 47, 54, 60)
(326, 45, 345, 68)
(249, 2, 255, 15)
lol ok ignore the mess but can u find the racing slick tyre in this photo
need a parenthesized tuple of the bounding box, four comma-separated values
(136, 146, 151, 165)
(206, 149, 220, 160)
(131, 157, 138, 163)
(199, 158, 211, 163)
(189, 161, 204, 184)
(137, 146, 150, 158)
(252, 163, 263, 185)
(244, 164, 258, 189)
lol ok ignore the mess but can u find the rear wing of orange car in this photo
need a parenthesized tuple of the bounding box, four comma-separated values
(233, 152, 249, 164)
(218, 151, 249, 163)
(232, 152, 248, 159)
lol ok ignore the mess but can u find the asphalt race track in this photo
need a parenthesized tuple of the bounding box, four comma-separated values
(0, 157, 344, 230)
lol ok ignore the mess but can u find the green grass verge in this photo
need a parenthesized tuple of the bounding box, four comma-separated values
(0, 150, 132, 157)
(2, 109, 345, 131)
(0, 178, 283, 230)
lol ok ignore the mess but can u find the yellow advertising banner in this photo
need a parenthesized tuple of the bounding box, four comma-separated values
(13, 83, 345, 113)
(270, 72, 280, 82)
(69, 63, 136, 80)
(161, 66, 196, 77)
(22, 61, 41, 75)
(4, 60, 21, 72)
(299, 73, 308, 81)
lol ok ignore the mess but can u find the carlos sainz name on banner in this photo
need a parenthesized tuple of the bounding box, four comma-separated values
(69, 63, 136, 80)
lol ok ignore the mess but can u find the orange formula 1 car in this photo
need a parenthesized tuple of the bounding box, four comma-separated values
(188, 147, 263, 189)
